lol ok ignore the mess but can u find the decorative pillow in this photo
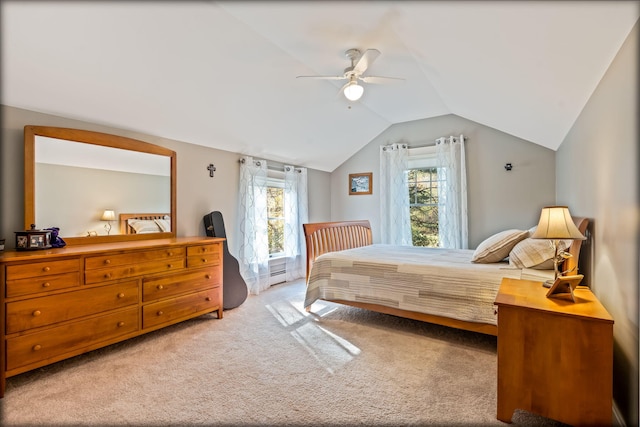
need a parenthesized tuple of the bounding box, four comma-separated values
(509, 238, 573, 269)
(154, 218, 171, 232)
(471, 229, 529, 263)
(128, 219, 162, 234)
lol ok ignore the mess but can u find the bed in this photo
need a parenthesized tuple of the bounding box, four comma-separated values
(119, 213, 171, 235)
(303, 218, 588, 336)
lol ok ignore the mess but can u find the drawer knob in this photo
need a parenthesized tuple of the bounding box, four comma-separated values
(167, 252, 173, 256)
(167, 264, 173, 268)
(117, 321, 125, 327)
(157, 311, 164, 316)
(32, 344, 42, 351)
(104, 273, 112, 279)
(205, 297, 212, 302)
(201, 258, 207, 263)
(117, 293, 125, 298)
(43, 266, 50, 272)
(42, 282, 51, 288)
(32, 310, 42, 317)
(104, 259, 111, 265)
(157, 285, 164, 290)
(205, 274, 211, 280)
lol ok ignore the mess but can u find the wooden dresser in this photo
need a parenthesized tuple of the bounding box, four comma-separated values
(494, 277, 614, 426)
(0, 237, 224, 398)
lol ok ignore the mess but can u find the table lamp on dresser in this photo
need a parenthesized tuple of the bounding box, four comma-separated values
(530, 206, 586, 287)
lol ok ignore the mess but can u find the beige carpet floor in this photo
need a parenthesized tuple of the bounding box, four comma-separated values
(1, 279, 565, 426)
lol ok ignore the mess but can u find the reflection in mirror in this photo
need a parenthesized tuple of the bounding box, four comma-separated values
(25, 126, 176, 245)
(35, 137, 171, 237)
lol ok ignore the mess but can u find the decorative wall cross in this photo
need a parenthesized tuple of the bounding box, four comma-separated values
(207, 164, 216, 177)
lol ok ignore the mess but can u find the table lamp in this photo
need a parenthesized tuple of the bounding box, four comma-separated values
(530, 206, 586, 287)
(101, 209, 116, 235)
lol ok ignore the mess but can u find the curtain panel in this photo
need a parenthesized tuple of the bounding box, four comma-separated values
(436, 135, 468, 249)
(284, 165, 308, 281)
(237, 156, 270, 294)
(379, 143, 412, 245)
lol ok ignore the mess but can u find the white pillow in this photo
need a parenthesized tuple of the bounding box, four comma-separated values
(154, 218, 171, 232)
(471, 229, 529, 263)
(128, 219, 162, 234)
(509, 238, 573, 269)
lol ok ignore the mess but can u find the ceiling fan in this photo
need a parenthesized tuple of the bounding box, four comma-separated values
(296, 48, 404, 101)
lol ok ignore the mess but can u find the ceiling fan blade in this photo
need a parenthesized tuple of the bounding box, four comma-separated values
(360, 75, 405, 84)
(296, 75, 346, 80)
(353, 49, 381, 75)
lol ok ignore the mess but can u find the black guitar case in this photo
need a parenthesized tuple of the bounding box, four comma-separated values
(204, 211, 248, 310)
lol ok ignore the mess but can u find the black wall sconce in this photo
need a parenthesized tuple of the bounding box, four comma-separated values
(504, 163, 513, 171)
(207, 164, 216, 177)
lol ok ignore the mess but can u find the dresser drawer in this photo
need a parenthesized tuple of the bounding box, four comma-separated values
(186, 244, 221, 268)
(6, 272, 80, 298)
(6, 307, 139, 372)
(6, 280, 139, 334)
(143, 287, 221, 329)
(85, 259, 185, 284)
(6, 258, 81, 281)
(85, 247, 185, 270)
(143, 267, 222, 302)
(186, 244, 220, 257)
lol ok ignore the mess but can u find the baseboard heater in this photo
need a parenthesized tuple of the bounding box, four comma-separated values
(269, 258, 286, 285)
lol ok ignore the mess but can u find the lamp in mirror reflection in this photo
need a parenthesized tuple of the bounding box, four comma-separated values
(531, 206, 586, 287)
(101, 209, 116, 235)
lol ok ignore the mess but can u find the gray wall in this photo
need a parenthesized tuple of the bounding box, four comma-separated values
(330, 113, 557, 247)
(1, 105, 332, 256)
(557, 19, 638, 427)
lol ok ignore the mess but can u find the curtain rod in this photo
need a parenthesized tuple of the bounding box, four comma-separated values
(238, 158, 302, 172)
(404, 135, 468, 149)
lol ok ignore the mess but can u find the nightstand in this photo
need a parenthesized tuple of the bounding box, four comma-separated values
(494, 278, 614, 425)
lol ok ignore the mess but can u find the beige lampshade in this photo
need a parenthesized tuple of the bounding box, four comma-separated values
(530, 206, 586, 240)
(101, 210, 116, 221)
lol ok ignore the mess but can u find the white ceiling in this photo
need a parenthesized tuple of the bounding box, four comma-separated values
(2, 1, 638, 172)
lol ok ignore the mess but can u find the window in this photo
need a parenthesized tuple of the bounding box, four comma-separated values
(407, 168, 440, 247)
(267, 179, 284, 257)
(407, 145, 441, 247)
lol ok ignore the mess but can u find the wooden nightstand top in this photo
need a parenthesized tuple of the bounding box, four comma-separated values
(495, 277, 613, 323)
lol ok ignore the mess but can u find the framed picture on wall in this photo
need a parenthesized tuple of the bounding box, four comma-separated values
(349, 172, 372, 195)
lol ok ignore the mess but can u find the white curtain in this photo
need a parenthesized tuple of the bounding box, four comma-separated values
(237, 156, 270, 294)
(379, 143, 412, 245)
(436, 135, 468, 249)
(284, 165, 308, 281)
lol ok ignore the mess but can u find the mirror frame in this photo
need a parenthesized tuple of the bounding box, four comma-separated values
(24, 125, 177, 245)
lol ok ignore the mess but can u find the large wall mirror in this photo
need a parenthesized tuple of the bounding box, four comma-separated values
(24, 126, 177, 245)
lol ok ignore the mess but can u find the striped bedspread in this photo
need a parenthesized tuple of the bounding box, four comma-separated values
(304, 244, 554, 325)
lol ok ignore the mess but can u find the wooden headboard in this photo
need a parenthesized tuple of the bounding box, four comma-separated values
(303, 217, 589, 283)
(119, 213, 170, 235)
(303, 220, 372, 282)
(563, 217, 589, 277)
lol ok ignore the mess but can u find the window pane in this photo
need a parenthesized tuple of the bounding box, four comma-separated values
(407, 167, 440, 247)
(268, 219, 284, 254)
(267, 186, 284, 255)
(267, 187, 283, 218)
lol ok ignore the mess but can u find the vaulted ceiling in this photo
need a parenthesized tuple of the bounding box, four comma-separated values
(2, 1, 638, 172)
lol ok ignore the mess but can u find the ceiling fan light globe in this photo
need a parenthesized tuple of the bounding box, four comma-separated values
(344, 82, 364, 101)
